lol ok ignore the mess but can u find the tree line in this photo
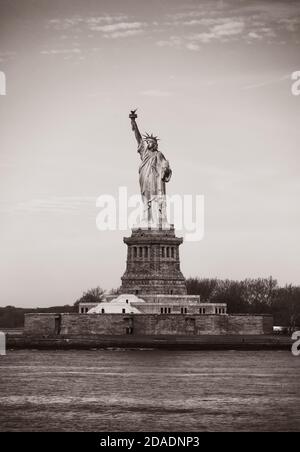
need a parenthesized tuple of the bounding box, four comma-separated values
(186, 277, 300, 330)
(0, 305, 76, 329)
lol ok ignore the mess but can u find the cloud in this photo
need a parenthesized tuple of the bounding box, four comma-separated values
(2, 196, 97, 214)
(186, 42, 200, 51)
(46, 16, 147, 37)
(47, 17, 83, 30)
(40, 48, 81, 55)
(185, 19, 245, 45)
(40, 21, 146, 57)
(246, 27, 276, 42)
(89, 21, 145, 32)
(163, 1, 300, 48)
(189, 32, 214, 43)
(104, 29, 144, 39)
(158, 16, 247, 48)
(41, 2, 300, 54)
(166, 7, 219, 22)
(279, 17, 300, 32)
(86, 15, 129, 25)
(212, 20, 245, 37)
(156, 36, 182, 48)
(183, 17, 241, 27)
(247, 31, 262, 40)
(190, 20, 245, 42)
(47, 15, 129, 30)
(90, 21, 147, 39)
(46, 15, 147, 40)
(182, 19, 205, 26)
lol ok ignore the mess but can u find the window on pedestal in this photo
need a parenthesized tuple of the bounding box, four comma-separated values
(171, 247, 174, 258)
(162, 247, 165, 258)
(166, 247, 170, 258)
(139, 247, 143, 258)
(134, 247, 137, 258)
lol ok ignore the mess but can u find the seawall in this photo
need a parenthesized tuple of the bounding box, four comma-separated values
(24, 313, 274, 336)
(6, 333, 292, 350)
(2, 312, 288, 350)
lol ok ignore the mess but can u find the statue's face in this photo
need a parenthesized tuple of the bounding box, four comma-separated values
(146, 139, 158, 151)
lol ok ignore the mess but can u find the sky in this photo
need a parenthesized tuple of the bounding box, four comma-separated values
(0, 0, 300, 308)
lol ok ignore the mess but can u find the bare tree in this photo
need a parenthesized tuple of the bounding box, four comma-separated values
(74, 287, 105, 306)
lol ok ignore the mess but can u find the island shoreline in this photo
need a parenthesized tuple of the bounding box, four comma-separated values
(6, 334, 292, 351)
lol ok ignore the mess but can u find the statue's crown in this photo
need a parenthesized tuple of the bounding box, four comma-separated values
(143, 132, 159, 142)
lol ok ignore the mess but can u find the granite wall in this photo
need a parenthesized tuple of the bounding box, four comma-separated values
(24, 313, 273, 336)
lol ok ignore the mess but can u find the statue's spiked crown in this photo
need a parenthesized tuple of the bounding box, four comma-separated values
(143, 132, 159, 143)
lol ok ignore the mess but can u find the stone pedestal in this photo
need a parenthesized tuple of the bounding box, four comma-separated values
(120, 226, 187, 296)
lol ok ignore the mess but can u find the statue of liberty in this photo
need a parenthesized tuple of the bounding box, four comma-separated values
(129, 110, 172, 228)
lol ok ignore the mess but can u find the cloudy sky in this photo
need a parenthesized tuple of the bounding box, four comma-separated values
(0, 0, 300, 307)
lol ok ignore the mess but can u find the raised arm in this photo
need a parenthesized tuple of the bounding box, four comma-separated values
(129, 109, 142, 145)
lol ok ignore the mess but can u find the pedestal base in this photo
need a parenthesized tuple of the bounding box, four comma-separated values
(120, 226, 187, 296)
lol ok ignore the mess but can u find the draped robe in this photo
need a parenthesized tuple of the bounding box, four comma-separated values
(137, 139, 172, 227)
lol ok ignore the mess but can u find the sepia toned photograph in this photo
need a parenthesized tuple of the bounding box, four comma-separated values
(0, 0, 300, 435)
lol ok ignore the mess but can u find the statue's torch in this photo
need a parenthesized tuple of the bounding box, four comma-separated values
(129, 109, 138, 131)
